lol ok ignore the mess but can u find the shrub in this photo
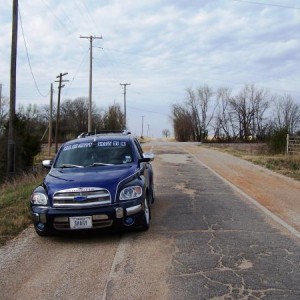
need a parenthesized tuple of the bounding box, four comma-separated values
(0, 114, 41, 182)
(268, 129, 288, 154)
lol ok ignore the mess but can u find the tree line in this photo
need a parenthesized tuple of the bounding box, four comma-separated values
(1, 84, 299, 180)
(0, 96, 125, 180)
(171, 84, 300, 144)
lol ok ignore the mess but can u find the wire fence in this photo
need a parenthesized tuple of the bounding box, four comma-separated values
(287, 134, 300, 155)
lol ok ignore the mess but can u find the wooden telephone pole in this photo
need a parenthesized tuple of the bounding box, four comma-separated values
(48, 83, 53, 156)
(80, 35, 102, 132)
(54, 73, 69, 153)
(120, 83, 131, 129)
(7, 0, 18, 176)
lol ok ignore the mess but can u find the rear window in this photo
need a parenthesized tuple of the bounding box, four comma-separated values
(54, 141, 133, 167)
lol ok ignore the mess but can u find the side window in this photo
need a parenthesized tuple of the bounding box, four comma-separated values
(133, 139, 143, 159)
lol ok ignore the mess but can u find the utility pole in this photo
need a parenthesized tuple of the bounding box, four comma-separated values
(0, 84, 3, 127)
(120, 83, 131, 129)
(80, 35, 102, 132)
(141, 116, 145, 138)
(54, 73, 69, 153)
(0, 84, 2, 112)
(48, 83, 53, 156)
(7, 0, 18, 176)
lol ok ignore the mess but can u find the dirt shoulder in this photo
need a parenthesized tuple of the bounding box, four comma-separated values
(185, 144, 300, 233)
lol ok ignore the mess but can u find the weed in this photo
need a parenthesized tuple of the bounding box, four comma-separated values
(208, 144, 300, 181)
(245, 155, 300, 180)
(0, 171, 45, 246)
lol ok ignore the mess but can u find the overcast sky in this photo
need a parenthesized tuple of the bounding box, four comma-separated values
(1, 0, 300, 137)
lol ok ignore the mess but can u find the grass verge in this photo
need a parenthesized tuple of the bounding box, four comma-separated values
(208, 144, 300, 181)
(0, 171, 45, 246)
(245, 155, 300, 181)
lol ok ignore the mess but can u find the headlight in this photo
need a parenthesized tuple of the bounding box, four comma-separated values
(31, 192, 48, 205)
(119, 186, 143, 201)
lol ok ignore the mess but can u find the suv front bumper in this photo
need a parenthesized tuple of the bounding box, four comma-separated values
(31, 199, 145, 232)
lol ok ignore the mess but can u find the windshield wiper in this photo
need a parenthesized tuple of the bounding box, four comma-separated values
(86, 162, 114, 167)
(58, 164, 84, 168)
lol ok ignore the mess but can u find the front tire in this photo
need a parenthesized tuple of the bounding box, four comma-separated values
(149, 186, 155, 204)
(141, 195, 150, 231)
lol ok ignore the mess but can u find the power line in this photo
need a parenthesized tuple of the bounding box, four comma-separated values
(40, 0, 73, 33)
(231, 0, 300, 10)
(77, 0, 99, 31)
(64, 48, 89, 95)
(127, 104, 168, 116)
(18, 6, 49, 98)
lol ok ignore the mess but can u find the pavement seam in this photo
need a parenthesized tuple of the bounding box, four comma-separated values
(101, 235, 133, 300)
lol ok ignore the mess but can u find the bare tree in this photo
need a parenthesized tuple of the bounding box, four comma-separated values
(230, 86, 254, 140)
(17, 104, 47, 139)
(249, 85, 270, 139)
(102, 103, 125, 131)
(171, 83, 288, 142)
(186, 88, 201, 141)
(61, 97, 89, 134)
(197, 85, 216, 141)
(213, 87, 235, 140)
(60, 97, 101, 137)
(229, 84, 270, 141)
(0, 95, 9, 135)
(185, 85, 216, 141)
(272, 94, 300, 135)
(162, 128, 171, 138)
(171, 104, 194, 141)
(40, 103, 56, 124)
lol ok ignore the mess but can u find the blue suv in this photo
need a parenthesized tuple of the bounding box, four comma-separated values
(30, 132, 155, 236)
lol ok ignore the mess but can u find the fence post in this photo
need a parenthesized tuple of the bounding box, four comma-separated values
(286, 134, 289, 155)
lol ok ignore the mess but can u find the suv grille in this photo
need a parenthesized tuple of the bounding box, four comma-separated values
(53, 187, 111, 208)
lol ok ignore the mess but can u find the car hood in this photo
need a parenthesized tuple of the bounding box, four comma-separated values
(44, 164, 138, 203)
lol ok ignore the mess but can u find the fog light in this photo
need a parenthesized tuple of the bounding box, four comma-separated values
(116, 207, 124, 218)
(124, 216, 134, 226)
(37, 223, 45, 230)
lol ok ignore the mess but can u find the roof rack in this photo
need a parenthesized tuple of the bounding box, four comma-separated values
(77, 130, 131, 138)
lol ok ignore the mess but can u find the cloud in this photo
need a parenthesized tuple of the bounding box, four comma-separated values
(1, 0, 299, 136)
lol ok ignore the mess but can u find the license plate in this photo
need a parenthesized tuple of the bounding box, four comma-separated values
(69, 216, 92, 229)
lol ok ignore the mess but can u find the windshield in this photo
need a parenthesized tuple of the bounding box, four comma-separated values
(54, 141, 133, 168)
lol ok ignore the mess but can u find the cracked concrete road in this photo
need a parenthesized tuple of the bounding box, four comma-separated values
(1, 141, 300, 299)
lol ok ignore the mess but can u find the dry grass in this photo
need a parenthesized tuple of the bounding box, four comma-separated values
(245, 155, 300, 181)
(0, 171, 45, 246)
(207, 143, 300, 181)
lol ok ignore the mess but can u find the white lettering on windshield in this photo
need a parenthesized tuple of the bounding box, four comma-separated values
(98, 141, 112, 147)
(62, 141, 126, 151)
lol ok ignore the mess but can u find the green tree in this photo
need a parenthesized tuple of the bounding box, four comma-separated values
(0, 112, 41, 181)
(268, 128, 288, 154)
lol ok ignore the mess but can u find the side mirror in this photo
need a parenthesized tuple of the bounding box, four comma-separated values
(42, 160, 52, 169)
(143, 152, 155, 161)
(138, 153, 155, 164)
